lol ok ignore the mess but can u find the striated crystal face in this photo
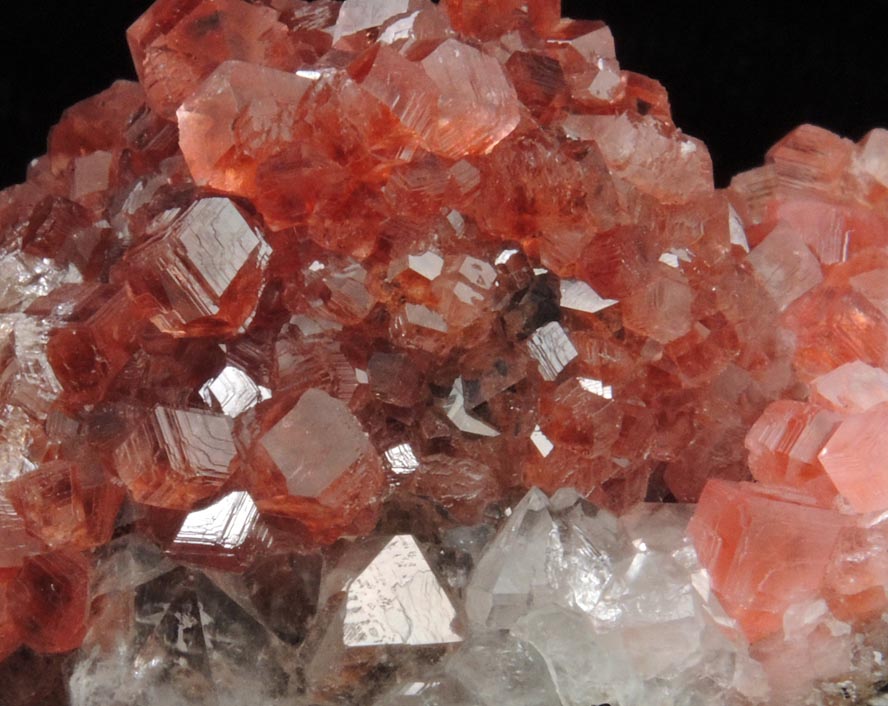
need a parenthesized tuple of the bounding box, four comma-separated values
(169, 490, 261, 569)
(122, 197, 271, 336)
(4, 0, 888, 703)
(114, 405, 237, 509)
(342, 534, 461, 648)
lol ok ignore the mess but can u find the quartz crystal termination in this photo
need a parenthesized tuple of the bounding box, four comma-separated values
(3, 0, 888, 703)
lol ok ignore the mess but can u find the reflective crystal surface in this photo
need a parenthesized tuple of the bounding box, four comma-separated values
(2, 0, 888, 703)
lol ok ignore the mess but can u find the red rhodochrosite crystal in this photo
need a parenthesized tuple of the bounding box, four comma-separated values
(12, 550, 91, 654)
(687, 121, 888, 669)
(6, 460, 123, 551)
(113, 405, 238, 509)
(243, 387, 386, 541)
(5, 0, 888, 702)
(128, 0, 302, 119)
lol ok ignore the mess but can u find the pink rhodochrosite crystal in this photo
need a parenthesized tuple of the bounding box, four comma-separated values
(819, 403, 888, 513)
(3, 0, 888, 704)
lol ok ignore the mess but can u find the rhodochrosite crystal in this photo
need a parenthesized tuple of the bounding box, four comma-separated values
(4, 0, 888, 704)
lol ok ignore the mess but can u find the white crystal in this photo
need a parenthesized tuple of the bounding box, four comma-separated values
(405, 303, 449, 333)
(0, 315, 63, 419)
(494, 248, 520, 265)
(457, 256, 497, 290)
(578, 377, 614, 399)
(174, 491, 259, 552)
(0, 251, 72, 312)
(379, 11, 421, 44)
(343, 535, 461, 647)
(530, 425, 554, 458)
(527, 322, 578, 381)
(385, 443, 420, 475)
(559, 279, 619, 314)
(659, 251, 681, 268)
(408, 251, 445, 280)
(728, 204, 750, 252)
(444, 378, 500, 437)
(333, 0, 415, 43)
(200, 364, 271, 417)
(295, 69, 324, 81)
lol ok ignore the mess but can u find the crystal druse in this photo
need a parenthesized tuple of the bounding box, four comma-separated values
(3, 0, 888, 704)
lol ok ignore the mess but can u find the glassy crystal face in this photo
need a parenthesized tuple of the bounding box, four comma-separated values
(113, 406, 237, 509)
(69, 564, 302, 706)
(341, 534, 461, 648)
(122, 197, 271, 336)
(5, 0, 888, 703)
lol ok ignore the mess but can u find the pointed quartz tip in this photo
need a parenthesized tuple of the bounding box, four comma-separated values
(343, 534, 462, 647)
(466, 487, 628, 630)
(71, 565, 303, 703)
(522, 486, 553, 512)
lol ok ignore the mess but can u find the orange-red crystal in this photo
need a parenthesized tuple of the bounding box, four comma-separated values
(1, 0, 888, 688)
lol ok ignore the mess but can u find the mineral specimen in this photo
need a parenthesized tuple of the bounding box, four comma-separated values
(3, 0, 888, 704)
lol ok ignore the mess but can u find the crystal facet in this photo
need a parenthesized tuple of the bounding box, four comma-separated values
(3, 0, 888, 703)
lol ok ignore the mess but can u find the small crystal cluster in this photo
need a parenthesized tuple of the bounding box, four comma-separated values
(3, 0, 888, 703)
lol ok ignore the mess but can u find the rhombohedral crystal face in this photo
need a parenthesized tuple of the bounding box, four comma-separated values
(3, 0, 888, 704)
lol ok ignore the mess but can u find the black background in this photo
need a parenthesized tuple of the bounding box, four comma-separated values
(1, 1, 886, 189)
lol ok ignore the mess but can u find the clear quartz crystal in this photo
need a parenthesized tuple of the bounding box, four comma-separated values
(7, 0, 888, 701)
(70, 564, 300, 706)
(343, 535, 462, 647)
(466, 488, 626, 628)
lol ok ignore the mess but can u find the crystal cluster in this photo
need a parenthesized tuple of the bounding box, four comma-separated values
(2, 0, 888, 703)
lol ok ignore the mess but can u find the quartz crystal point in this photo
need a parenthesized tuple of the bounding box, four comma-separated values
(466, 487, 628, 628)
(301, 533, 462, 702)
(69, 564, 301, 706)
(4, 0, 888, 703)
